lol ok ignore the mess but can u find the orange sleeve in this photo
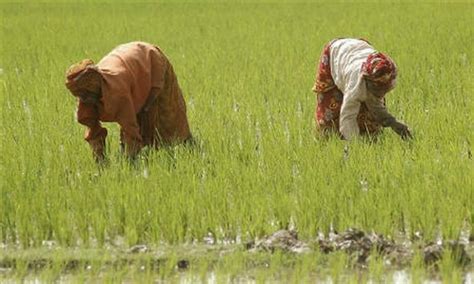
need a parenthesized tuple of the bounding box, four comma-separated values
(76, 101, 107, 142)
(115, 95, 142, 154)
(150, 46, 167, 91)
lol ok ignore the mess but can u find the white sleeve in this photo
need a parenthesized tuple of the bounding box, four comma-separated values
(338, 74, 366, 140)
(339, 95, 361, 140)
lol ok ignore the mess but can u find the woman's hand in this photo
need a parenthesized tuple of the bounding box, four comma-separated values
(390, 121, 413, 140)
(89, 137, 106, 163)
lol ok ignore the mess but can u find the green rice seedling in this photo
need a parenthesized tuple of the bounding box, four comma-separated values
(368, 252, 385, 282)
(288, 253, 316, 283)
(328, 251, 349, 282)
(13, 257, 29, 281)
(0, 0, 472, 282)
(410, 250, 426, 284)
(439, 249, 464, 283)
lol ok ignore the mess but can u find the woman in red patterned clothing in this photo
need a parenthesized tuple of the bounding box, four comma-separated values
(312, 38, 412, 140)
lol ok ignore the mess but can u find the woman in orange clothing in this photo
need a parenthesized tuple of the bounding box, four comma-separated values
(65, 42, 192, 162)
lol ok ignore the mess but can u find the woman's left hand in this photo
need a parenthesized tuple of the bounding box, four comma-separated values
(391, 121, 413, 140)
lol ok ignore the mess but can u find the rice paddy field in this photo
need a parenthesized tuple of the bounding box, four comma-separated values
(1, 1, 473, 282)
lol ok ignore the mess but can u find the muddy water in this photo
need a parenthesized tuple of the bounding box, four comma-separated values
(13, 271, 474, 283)
(175, 271, 474, 283)
(1, 227, 473, 282)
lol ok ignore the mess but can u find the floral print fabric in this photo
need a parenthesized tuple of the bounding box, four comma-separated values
(313, 41, 383, 136)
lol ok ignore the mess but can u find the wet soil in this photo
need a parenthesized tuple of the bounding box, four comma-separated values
(0, 228, 472, 276)
(245, 228, 472, 268)
(246, 229, 310, 254)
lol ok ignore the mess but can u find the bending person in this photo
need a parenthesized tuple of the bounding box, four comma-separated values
(312, 38, 412, 140)
(65, 42, 192, 162)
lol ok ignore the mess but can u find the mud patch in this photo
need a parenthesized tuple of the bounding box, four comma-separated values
(127, 244, 150, 254)
(246, 228, 472, 268)
(246, 229, 310, 254)
(177, 259, 190, 270)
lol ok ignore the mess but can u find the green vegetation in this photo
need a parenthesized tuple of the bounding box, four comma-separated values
(1, 1, 472, 282)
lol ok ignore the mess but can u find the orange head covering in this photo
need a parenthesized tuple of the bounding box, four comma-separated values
(65, 59, 102, 97)
(361, 52, 397, 90)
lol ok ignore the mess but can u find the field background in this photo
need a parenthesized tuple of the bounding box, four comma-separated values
(0, 1, 473, 281)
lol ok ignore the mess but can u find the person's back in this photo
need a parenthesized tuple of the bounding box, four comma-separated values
(65, 42, 192, 162)
(97, 42, 167, 117)
(329, 39, 375, 97)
